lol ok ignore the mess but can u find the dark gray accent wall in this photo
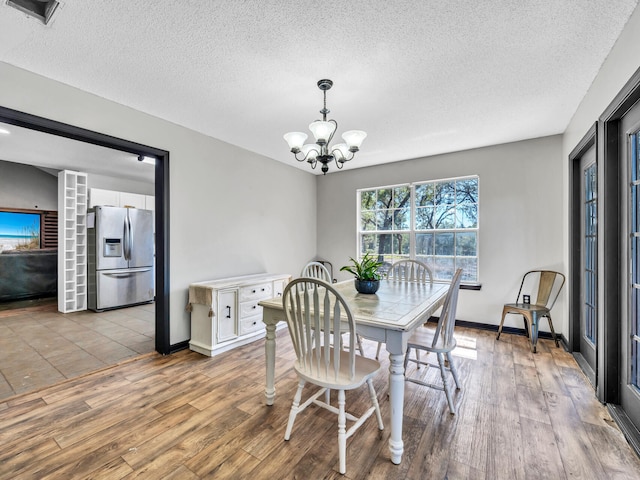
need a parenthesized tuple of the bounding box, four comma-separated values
(0, 159, 57, 210)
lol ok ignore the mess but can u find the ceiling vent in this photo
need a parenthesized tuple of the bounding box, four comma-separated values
(6, 0, 60, 25)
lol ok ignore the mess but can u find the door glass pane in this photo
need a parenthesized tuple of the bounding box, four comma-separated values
(584, 162, 597, 344)
(631, 133, 640, 390)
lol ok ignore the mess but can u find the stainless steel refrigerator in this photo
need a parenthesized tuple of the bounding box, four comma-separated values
(87, 206, 154, 311)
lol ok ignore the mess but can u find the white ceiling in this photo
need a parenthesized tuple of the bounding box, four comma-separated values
(0, 0, 638, 176)
(0, 124, 154, 183)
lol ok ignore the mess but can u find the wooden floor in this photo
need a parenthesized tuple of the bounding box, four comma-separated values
(1, 327, 639, 479)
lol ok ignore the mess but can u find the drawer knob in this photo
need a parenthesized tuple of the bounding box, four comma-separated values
(252, 305, 256, 309)
(252, 289, 256, 293)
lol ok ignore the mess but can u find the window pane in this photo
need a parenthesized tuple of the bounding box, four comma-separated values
(456, 203, 478, 228)
(376, 189, 392, 209)
(361, 190, 376, 211)
(376, 211, 393, 230)
(360, 234, 378, 253)
(434, 256, 455, 280)
(435, 232, 454, 255)
(456, 232, 477, 256)
(416, 206, 434, 229)
(394, 208, 410, 230)
(456, 178, 478, 203)
(416, 233, 433, 255)
(435, 182, 455, 205)
(456, 257, 478, 282)
(434, 205, 455, 229)
(392, 233, 410, 255)
(361, 211, 375, 231)
(416, 183, 435, 206)
(394, 186, 411, 208)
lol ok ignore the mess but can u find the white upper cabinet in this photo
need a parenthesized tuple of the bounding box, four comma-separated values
(119, 192, 146, 209)
(89, 188, 153, 210)
(89, 188, 119, 207)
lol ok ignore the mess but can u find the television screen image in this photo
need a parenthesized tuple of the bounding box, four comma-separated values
(0, 211, 41, 252)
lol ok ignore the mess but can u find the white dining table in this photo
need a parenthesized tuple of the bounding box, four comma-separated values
(259, 279, 449, 465)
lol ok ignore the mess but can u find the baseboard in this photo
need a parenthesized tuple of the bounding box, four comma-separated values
(608, 404, 640, 458)
(428, 316, 568, 345)
(169, 340, 190, 354)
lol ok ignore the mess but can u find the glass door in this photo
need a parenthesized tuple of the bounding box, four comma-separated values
(621, 108, 640, 428)
(578, 147, 598, 382)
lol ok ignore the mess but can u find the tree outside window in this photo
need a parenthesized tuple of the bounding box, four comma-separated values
(358, 176, 478, 282)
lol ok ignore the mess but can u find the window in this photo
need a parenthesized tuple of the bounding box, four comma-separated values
(358, 176, 479, 283)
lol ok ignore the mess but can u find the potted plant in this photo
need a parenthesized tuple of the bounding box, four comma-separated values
(340, 253, 383, 294)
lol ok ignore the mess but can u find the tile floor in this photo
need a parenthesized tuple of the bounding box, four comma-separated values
(0, 298, 155, 401)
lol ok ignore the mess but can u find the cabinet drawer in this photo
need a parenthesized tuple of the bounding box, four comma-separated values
(239, 315, 263, 335)
(239, 282, 272, 302)
(239, 301, 262, 319)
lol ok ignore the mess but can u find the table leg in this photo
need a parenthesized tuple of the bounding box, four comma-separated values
(388, 352, 405, 464)
(265, 322, 277, 405)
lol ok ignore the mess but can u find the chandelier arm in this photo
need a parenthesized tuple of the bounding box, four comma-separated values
(293, 148, 320, 164)
(326, 119, 338, 146)
(334, 157, 345, 169)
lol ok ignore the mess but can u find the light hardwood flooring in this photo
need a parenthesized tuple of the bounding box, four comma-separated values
(1, 327, 639, 479)
(0, 300, 155, 400)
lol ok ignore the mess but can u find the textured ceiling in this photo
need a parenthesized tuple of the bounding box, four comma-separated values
(0, 0, 638, 175)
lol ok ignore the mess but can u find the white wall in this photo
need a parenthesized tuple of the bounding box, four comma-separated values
(561, 4, 640, 335)
(0, 159, 57, 210)
(317, 135, 564, 331)
(87, 173, 154, 196)
(0, 62, 317, 345)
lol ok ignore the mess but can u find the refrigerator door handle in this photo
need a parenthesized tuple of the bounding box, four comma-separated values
(127, 209, 134, 261)
(103, 268, 152, 278)
(123, 209, 131, 261)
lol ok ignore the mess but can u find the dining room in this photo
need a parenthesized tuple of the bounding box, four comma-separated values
(3, 1, 640, 478)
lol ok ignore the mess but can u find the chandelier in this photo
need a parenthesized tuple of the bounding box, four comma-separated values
(284, 79, 366, 175)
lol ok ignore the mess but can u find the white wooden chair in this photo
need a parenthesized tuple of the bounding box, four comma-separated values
(376, 259, 434, 359)
(300, 261, 365, 356)
(282, 278, 384, 475)
(300, 261, 332, 281)
(404, 268, 463, 414)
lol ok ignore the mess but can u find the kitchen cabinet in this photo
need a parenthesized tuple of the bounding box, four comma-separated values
(119, 192, 146, 209)
(89, 188, 152, 209)
(57, 170, 88, 313)
(187, 273, 290, 356)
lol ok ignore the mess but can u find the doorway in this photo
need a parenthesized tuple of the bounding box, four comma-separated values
(598, 66, 640, 455)
(569, 124, 598, 386)
(0, 106, 170, 359)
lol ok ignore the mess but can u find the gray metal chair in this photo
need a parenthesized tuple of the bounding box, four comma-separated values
(496, 270, 565, 353)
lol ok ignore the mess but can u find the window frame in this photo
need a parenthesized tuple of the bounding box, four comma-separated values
(356, 175, 480, 284)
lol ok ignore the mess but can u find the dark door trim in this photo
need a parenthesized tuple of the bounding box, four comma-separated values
(599, 65, 640, 404)
(597, 65, 640, 456)
(568, 122, 597, 386)
(0, 105, 171, 355)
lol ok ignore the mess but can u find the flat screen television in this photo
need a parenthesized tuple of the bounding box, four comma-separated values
(0, 211, 41, 252)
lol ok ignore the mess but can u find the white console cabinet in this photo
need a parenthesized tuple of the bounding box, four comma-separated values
(187, 273, 290, 356)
